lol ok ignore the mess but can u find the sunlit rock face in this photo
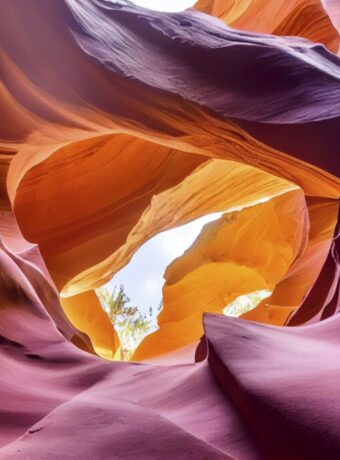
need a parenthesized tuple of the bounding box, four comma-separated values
(0, 0, 339, 458)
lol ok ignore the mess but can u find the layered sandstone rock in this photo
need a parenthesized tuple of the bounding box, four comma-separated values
(0, 0, 339, 458)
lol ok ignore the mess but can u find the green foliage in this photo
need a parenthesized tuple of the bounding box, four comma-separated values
(97, 285, 134, 322)
(223, 289, 271, 317)
(97, 285, 157, 360)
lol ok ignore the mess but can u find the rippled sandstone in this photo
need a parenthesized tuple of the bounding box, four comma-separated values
(0, 0, 339, 458)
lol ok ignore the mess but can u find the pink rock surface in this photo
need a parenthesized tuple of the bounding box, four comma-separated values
(0, 232, 340, 459)
(0, 1, 339, 458)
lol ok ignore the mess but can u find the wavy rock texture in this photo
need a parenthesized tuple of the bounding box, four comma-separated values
(0, 0, 340, 458)
(195, 0, 340, 52)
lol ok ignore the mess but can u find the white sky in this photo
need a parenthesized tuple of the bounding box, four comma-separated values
(106, 213, 222, 314)
(104, 0, 240, 316)
(131, 0, 196, 12)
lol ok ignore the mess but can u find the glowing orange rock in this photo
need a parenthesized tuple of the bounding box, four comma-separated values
(134, 190, 308, 359)
(0, 0, 339, 360)
(194, 0, 340, 52)
(243, 197, 339, 324)
(1, 1, 340, 457)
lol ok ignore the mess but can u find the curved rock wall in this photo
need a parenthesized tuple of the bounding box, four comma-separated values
(0, 0, 339, 458)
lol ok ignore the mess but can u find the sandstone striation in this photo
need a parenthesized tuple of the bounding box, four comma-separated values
(0, 0, 339, 458)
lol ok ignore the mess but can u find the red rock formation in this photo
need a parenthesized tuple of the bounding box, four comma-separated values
(0, 0, 339, 458)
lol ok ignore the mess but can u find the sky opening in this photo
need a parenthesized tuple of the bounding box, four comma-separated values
(131, 0, 196, 12)
(98, 210, 272, 358)
(104, 212, 222, 315)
